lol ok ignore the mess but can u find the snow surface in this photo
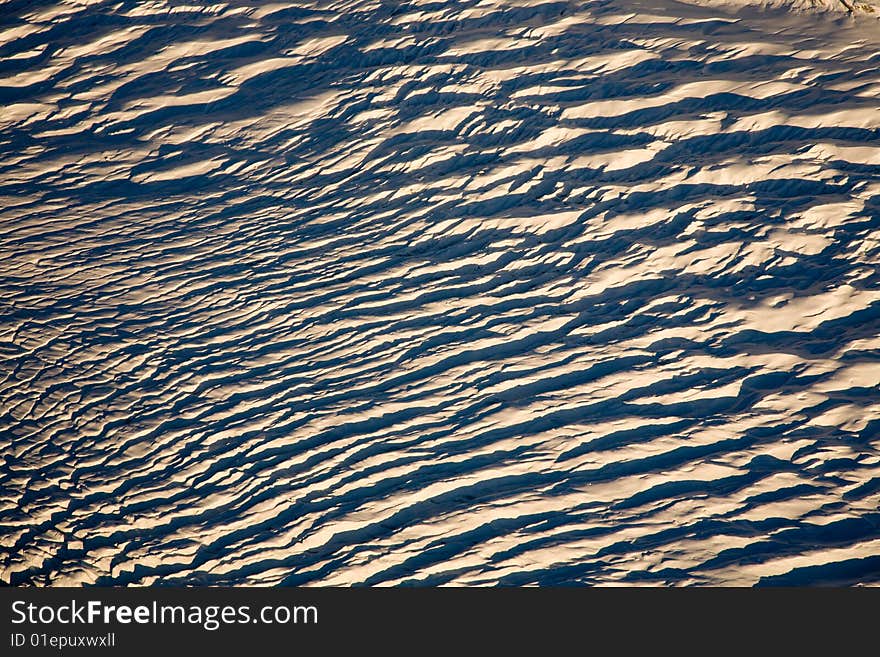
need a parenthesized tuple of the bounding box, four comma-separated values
(1, 0, 880, 586)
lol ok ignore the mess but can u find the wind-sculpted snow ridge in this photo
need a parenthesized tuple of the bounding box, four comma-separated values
(1, 0, 880, 587)
(682, 0, 878, 15)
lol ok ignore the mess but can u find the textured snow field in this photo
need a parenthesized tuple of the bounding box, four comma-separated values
(1, 0, 880, 586)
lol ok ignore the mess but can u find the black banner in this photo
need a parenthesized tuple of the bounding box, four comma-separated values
(1, 587, 876, 654)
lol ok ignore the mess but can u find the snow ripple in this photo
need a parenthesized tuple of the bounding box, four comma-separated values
(1, 0, 880, 586)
